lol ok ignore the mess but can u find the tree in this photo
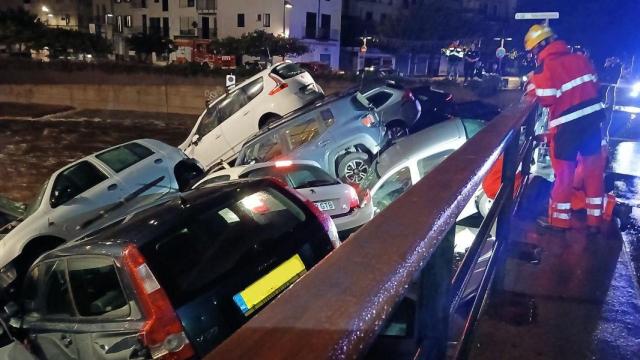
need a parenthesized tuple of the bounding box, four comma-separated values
(126, 33, 174, 62)
(207, 30, 309, 63)
(0, 8, 46, 52)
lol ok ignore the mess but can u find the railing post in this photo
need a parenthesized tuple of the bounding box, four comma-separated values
(416, 226, 455, 360)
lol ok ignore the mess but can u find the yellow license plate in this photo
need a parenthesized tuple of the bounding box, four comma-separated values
(232, 254, 306, 316)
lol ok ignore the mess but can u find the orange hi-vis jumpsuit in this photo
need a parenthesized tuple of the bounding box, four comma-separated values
(526, 40, 605, 228)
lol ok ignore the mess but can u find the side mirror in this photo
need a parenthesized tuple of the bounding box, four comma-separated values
(50, 185, 73, 208)
(191, 134, 201, 146)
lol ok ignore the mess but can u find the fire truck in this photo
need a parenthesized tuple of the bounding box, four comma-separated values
(173, 39, 236, 69)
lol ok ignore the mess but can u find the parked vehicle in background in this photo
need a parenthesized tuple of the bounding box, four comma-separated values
(180, 62, 324, 169)
(362, 82, 421, 139)
(0, 139, 204, 291)
(195, 160, 373, 237)
(172, 39, 236, 69)
(235, 90, 386, 184)
(6, 178, 338, 359)
(359, 118, 487, 217)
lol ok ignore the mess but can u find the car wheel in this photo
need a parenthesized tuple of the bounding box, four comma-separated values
(338, 152, 371, 184)
(259, 114, 282, 129)
(386, 123, 409, 140)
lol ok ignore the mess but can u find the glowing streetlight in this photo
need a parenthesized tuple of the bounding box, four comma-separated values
(283, 0, 293, 37)
(41, 5, 49, 13)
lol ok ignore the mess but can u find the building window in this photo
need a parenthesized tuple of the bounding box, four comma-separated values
(142, 14, 147, 33)
(237, 13, 245, 27)
(320, 53, 331, 65)
(125, 15, 132, 27)
(319, 14, 330, 40)
(116, 15, 123, 33)
(141, 0, 147, 7)
(263, 13, 270, 27)
(305, 12, 316, 38)
(149, 17, 161, 35)
(162, 17, 169, 37)
(180, 0, 195, 7)
(162, 0, 168, 11)
(180, 16, 196, 35)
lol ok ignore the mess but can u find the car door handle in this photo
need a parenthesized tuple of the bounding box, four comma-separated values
(61, 334, 73, 347)
(243, 111, 250, 116)
(154, 158, 163, 164)
(107, 184, 118, 191)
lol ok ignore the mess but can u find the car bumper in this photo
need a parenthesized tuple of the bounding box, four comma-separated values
(332, 201, 374, 235)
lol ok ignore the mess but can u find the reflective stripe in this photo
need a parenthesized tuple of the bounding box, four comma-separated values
(555, 202, 571, 210)
(526, 84, 536, 93)
(552, 212, 571, 220)
(558, 74, 598, 96)
(535, 88, 559, 97)
(548, 103, 605, 128)
(586, 197, 603, 205)
(587, 208, 602, 216)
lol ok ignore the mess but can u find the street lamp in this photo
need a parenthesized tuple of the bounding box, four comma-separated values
(41, 5, 49, 13)
(283, 0, 293, 37)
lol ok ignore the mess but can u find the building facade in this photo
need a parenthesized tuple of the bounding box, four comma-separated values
(91, 0, 341, 69)
(23, 0, 93, 31)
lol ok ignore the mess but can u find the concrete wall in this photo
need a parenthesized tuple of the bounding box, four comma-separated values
(0, 80, 353, 115)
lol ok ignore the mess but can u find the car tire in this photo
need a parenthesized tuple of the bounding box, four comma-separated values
(386, 122, 409, 140)
(259, 114, 282, 129)
(337, 152, 371, 184)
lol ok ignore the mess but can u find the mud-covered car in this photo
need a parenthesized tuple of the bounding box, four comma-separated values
(0, 139, 204, 291)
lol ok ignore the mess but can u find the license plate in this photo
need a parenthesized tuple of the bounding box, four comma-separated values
(232, 254, 306, 316)
(315, 201, 335, 211)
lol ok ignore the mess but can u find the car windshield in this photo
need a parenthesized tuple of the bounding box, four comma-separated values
(271, 63, 306, 79)
(24, 179, 49, 218)
(242, 164, 339, 189)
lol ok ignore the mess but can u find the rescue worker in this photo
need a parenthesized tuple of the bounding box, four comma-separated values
(524, 24, 606, 232)
(463, 43, 480, 85)
(446, 40, 464, 80)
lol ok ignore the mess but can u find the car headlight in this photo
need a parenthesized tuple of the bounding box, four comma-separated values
(0, 263, 17, 288)
(631, 82, 640, 97)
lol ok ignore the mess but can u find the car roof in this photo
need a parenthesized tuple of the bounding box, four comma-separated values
(39, 178, 283, 261)
(375, 118, 466, 174)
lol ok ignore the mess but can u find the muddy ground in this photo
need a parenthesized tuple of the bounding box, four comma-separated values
(0, 110, 196, 203)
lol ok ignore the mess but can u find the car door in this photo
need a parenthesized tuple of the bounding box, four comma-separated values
(21, 260, 81, 360)
(65, 256, 142, 360)
(223, 77, 265, 155)
(371, 165, 413, 215)
(187, 100, 233, 169)
(94, 142, 173, 214)
(47, 160, 126, 238)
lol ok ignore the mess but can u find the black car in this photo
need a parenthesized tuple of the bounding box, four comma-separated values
(5, 178, 339, 359)
(411, 85, 454, 127)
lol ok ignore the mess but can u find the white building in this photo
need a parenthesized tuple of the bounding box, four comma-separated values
(23, 0, 92, 31)
(93, 0, 341, 69)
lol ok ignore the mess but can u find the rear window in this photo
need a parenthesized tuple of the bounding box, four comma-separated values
(461, 119, 486, 139)
(96, 143, 154, 172)
(140, 186, 312, 307)
(242, 164, 339, 189)
(271, 63, 307, 79)
(367, 91, 394, 108)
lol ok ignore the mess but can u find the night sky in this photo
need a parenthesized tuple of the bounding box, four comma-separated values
(513, 0, 640, 64)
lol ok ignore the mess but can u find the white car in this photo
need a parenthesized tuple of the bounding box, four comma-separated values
(0, 139, 204, 289)
(180, 61, 324, 169)
(194, 160, 373, 237)
(359, 118, 487, 219)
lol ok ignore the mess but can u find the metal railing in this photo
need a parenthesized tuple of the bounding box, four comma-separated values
(204, 98, 538, 359)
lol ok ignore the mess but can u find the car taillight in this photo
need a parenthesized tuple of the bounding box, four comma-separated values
(402, 89, 415, 103)
(275, 160, 293, 167)
(123, 245, 195, 360)
(360, 114, 377, 127)
(348, 185, 360, 209)
(268, 74, 289, 95)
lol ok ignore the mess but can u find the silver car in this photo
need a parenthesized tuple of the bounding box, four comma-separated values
(235, 90, 387, 184)
(195, 160, 373, 237)
(0, 139, 204, 289)
(362, 81, 422, 140)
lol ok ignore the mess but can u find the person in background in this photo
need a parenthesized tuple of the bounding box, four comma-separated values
(463, 43, 480, 85)
(446, 40, 464, 80)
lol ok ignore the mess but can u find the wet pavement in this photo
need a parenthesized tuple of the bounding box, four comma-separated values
(0, 110, 196, 203)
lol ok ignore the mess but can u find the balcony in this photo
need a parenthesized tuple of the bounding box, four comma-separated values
(196, 0, 216, 13)
(301, 27, 340, 42)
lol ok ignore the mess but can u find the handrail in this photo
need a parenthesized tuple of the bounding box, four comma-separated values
(205, 98, 537, 360)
